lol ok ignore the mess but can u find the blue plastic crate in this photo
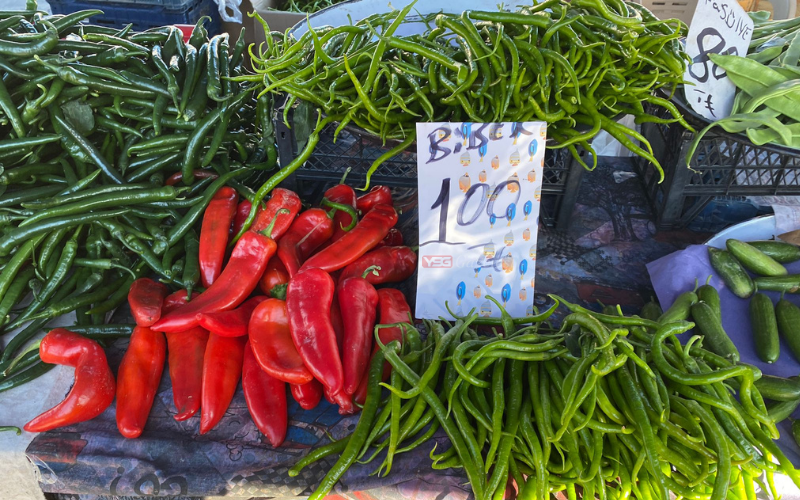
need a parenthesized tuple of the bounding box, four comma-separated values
(48, 0, 221, 34)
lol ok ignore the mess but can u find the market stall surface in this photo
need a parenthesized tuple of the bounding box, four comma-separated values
(7, 157, 709, 499)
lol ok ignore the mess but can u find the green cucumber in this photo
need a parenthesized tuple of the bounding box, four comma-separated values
(727, 239, 787, 277)
(755, 375, 800, 402)
(749, 293, 780, 364)
(640, 299, 662, 322)
(776, 298, 800, 361)
(708, 247, 754, 298)
(793, 419, 800, 448)
(754, 275, 800, 293)
(749, 240, 800, 263)
(697, 284, 721, 321)
(690, 301, 740, 362)
(658, 291, 697, 324)
(768, 398, 800, 423)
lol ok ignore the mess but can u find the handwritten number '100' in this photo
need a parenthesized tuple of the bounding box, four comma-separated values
(430, 178, 521, 242)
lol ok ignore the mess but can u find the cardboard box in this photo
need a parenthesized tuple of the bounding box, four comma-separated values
(222, 0, 305, 47)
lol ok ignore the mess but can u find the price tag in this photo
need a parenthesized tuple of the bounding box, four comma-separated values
(683, 0, 753, 120)
(415, 122, 547, 320)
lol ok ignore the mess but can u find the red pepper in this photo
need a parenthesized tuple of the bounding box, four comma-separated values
(24, 329, 115, 432)
(286, 268, 352, 413)
(116, 326, 166, 439)
(375, 228, 404, 248)
(196, 296, 268, 337)
(162, 290, 209, 421)
(248, 298, 313, 385)
(330, 290, 345, 358)
(127, 278, 169, 327)
(354, 289, 411, 405)
(200, 334, 246, 434)
(152, 230, 277, 333)
(356, 185, 393, 215)
(290, 380, 323, 410)
(300, 205, 398, 273)
(251, 188, 301, 239)
(165, 170, 218, 186)
(258, 256, 289, 298)
(242, 341, 287, 447)
(338, 273, 378, 395)
(232, 200, 252, 237)
(339, 246, 417, 285)
(277, 208, 333, 278)
(199, 187, 238, 288)
(323, 184, 357, 242)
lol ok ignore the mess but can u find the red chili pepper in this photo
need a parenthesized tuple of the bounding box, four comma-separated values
(24, 329, 115, 432)
(356, 185, 392, 215)
(290, 379, 323, 410)
(116, 326, 166, 439)
(165, 170, 218, 186)
(330, 289, 345, 358)
(152, 228, 278, 333)
(248, 298, 313, 385)
(196, 296, 268, 337)
(375, 228, 404, 248)
(339, 246, 417, 285)
(162, 290, 209, 421)
(199, 187, 238, 288)
(200, 334, 246, 434)
(277, 208, 334, 278)
(324, 184, 357, 242)
(286, 268, 352, 413)
(354, 289, 411, 405)
(259, 256, 289, 298)
(242, 341, 287, 447)
(300, 205, 398, 273)
(338, 272, 378, 395)
(232, 200, 252, 237)
(127, 278, 169, 327)
(251, 188, 302, 239)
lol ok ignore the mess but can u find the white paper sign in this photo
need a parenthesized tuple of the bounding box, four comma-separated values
(684, 0, 753, 120)
(415, 122, 547, 320)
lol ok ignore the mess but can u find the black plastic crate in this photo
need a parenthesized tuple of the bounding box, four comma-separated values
(48, 0, 221, 34)
(275, 105, 586, 230)
(635, 94, 800, 230)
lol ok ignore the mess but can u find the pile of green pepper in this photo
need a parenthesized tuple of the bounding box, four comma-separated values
(0, 4, 275, 391)
(291, 295, 800, 500)
(244, 0, 691, 184)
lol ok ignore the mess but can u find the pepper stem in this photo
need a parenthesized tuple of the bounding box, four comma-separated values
(270, 283, 287, 300)
(261, 208, 291, 239)
(362, 265, 381, 279)
(0, 426, 21, 435)
(320, 198, 358, 231)
(339, 167, 351, 185)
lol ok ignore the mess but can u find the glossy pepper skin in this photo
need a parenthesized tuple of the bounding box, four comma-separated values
(128, 278, 169, 327)
(249, 298, 313, 384)
(290, 379, 323, 410)
(375, 228, 403, 248)
(339, 246, 417, 285)
(242, 341, 287, 447)
(324, 184, 357, 242)
(232, 200, 251, 237)
(338, 276, 378, 395)
(356, 185, 392, 215)
(286, 269, 352, 413)
(301, 205, 398, 273)
(163, 290, 209, 421)
(197, 296, 268, 337)
(330, 290, 345, 357)
(251, 188, 301, 238)
(116, 326, 166, 438)
(259, 256, 289, 297)
(200, 334, 247, 434)
(152, 231, 276, 333)
(277, 208, 334, 278)
(24, 329, 115, 432)
(199, 187, 238, 288)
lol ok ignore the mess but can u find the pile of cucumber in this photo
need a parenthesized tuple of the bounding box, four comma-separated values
(708, 238, 800, 366)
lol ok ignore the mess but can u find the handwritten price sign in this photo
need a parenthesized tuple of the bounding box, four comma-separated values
(684, 0, 753, 120)
(416, 122, 547, 320)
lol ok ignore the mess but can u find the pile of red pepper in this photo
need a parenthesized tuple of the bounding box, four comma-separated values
(24, 183, 417, 446)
